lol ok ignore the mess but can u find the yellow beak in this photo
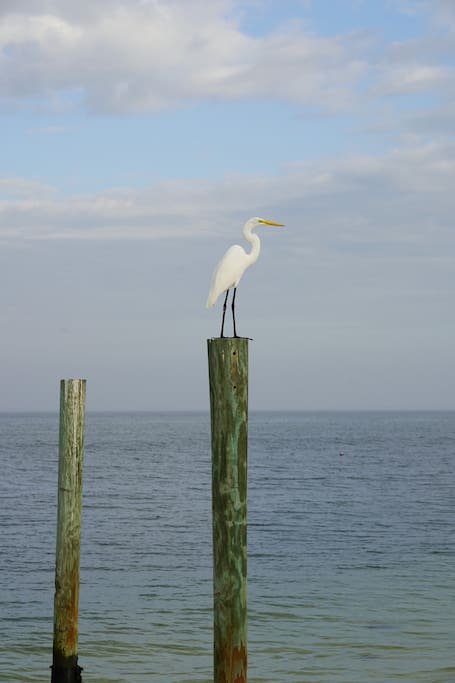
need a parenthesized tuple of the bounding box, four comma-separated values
(259, 219, 285, 226)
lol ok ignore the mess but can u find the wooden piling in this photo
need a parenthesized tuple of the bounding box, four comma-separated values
(51, 379, 86, 683)
(207, 337, 248, 683)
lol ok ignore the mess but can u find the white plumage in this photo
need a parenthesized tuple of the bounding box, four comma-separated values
(207, 216, 284, 337)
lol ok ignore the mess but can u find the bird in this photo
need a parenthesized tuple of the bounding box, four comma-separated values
(206, 216, 284, 338)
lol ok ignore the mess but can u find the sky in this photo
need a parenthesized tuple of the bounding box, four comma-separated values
(1, 0, 454, 411)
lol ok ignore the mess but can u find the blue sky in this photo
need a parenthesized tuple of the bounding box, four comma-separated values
(1, 0, 454, 410)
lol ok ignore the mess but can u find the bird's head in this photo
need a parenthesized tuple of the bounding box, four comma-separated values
(245, 217, 285, 233)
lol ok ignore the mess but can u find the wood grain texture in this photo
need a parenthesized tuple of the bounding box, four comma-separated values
(208, 338, 248, 683)
(52, 379, 86, 681)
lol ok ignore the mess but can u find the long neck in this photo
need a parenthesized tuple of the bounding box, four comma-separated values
(244, 226, 260, 265)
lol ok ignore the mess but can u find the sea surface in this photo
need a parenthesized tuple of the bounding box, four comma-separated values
(1, 411, 454, 683)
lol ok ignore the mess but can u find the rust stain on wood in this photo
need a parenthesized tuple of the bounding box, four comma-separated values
(217, 638, 247, 683)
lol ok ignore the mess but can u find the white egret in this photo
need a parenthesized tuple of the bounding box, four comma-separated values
(206, 216, 284, 338)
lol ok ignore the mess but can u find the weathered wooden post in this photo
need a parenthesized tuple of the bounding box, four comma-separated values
(51, 379, 86, 683)
(207, 337, 248, 683)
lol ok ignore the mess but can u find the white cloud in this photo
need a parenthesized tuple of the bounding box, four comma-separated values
(0, 0, 369, 113)
(1, 142, 454, 261)
(0, 0, 453, 117)
(401, 104, 455, 136)
(431, 0, 455, 30)
(0, 177, 55, 199)
(372, 64, 450, 96)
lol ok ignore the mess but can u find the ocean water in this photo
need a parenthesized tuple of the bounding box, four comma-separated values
(1, 411, 454, 683)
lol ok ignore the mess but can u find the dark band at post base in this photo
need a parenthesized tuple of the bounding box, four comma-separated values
(50, 658, 83, 683)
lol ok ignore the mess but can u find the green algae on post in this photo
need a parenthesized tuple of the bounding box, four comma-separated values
(208, 337, 248, 683)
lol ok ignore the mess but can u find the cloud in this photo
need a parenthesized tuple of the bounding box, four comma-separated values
(431, 0, 455, 29)
(400, 104, 455, 136)
(372, 64, 450, 96)
(1, 1, 453, 117)
(0, 177, 55, 199)
(1, 141, 455, 264)
(358, 1, 455, 140)
(0, 0, 368, 113)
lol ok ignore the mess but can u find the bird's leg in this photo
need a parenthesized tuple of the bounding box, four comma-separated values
(232, 287, 238, 338)
(220, 290, 229, 338)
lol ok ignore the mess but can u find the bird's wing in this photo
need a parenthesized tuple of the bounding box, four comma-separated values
(206, 245, 246, 308)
